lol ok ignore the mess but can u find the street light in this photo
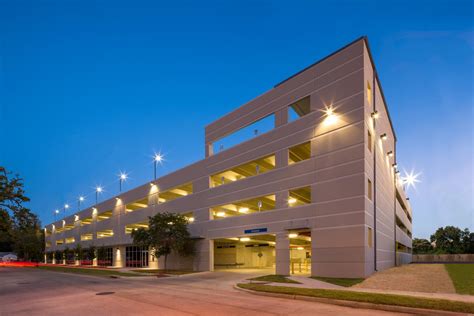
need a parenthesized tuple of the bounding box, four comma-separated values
(153, 153, 163, 180)
(78, 196, 85, 211)
(95, 186, 103, 205)
(119, 172, 128, 192)
(63, 204, 69, 218)
(54, 209, 59, 221)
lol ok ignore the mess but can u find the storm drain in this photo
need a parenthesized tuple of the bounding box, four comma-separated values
(95, 291, 115, 296)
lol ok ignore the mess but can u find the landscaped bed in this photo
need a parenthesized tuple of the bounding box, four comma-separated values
(237, 283, 474, 314)
(248, 275, 300, 284)
(444, 263, 474, 295)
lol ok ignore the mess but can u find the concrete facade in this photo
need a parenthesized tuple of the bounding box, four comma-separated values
(44, 37, 413, 277)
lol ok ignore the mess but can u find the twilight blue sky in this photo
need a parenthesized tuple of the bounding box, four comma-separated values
(0, 0, 472, 239)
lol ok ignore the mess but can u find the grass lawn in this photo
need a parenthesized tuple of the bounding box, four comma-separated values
(444, 264, 474, 295)
(311, 276, 364, 287)
(238, 283, 474, 314)
(37, 266, 140, 277)
(131, 269, 196, 275)
(248, 275, 301, 284)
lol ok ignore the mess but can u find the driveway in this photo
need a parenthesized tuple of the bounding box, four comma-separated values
(0, 267, 409, 315)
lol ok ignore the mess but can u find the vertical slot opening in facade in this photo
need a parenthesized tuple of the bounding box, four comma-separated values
(367, 81, 372, 105)
(368, 179, 373, 201)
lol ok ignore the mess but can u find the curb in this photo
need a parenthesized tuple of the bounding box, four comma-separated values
(233, 285, 471, 316)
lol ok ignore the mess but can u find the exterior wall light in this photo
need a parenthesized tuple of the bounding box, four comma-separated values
(371, 111, 379, 119)
(239, 237, 250, 242)
(216, 211, 226, 217)
(392, 163, 398, 169)
(380, 133, 387, 141)
(387, 151, 393, 157)
(288, 233, 298, 238)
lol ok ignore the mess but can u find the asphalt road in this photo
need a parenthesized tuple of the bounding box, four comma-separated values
(0, 267, 410, 315)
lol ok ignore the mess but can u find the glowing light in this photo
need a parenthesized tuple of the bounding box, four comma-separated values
(288, 233, 298, 238)
(288, 198, 297, 205)
(154, 153, 163, 163)
(119, 172, 128, 181)
(392, 163, 398, 169)
(296, 247, 304, 250)
(187, 217, 195, 223)
(74, 215, 79, 221)
(401, 169, 421, 190)
(55, 209, 59, 214)
(216, 211, 226, 217)
(323, 106, 338, 125)
(64, 204, 69, 209)
(380, 133, 387, 141)
(239, 237, 250, 242)
(238, 207, 249, 214)
(387, 151, 393, 158)
(96, 186, 103, 193)
(79, 196, 85, 202)
(371, 111, 379, 119)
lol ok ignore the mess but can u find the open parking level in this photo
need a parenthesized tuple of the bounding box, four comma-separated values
(0, 267, 409, 315)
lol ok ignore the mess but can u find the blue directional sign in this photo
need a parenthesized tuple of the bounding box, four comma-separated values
(244, 228, 268, 234)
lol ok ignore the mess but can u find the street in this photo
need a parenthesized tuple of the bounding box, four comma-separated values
(0, 267, 412, 315)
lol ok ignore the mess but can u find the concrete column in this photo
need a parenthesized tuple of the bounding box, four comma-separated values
(276, 190, 289, 209)
(193, 239, 213, 272)
(275, 108, 288, 127)
(276, 232, 290, 275)
(92, 258, 98, 267)
(52, 258, 56, 265)
(149, 247, 158, 269)
(114, 246, 126, 268)
(275, 149, 288, 169)
(311, 228, 317, 276)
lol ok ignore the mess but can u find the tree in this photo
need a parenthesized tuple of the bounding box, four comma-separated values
(461, 229, 474, 254)
(412, 238, 433, 254)
(0, 210, 13, 251)
(85, 246, 96, 261)
(131, 212, 194, 271)
(430, 226, 465, 254)
(11, 208, 44, 261)
(54, 250, 63, 263)
(74, 244, 83, 261)
(0, 167, 29, 214)
(0, 166, 44, 260)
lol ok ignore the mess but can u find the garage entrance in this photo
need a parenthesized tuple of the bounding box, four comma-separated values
(214, 234, 276, 271)
(289, 230, 311, 275)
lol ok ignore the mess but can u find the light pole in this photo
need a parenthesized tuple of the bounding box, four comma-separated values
(78, 196, 84, 211)
(153, 153, 163, 180)
(95, 186, 103, 205)
(63, 204, 69, 219)
(119, 172, 128, 192)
